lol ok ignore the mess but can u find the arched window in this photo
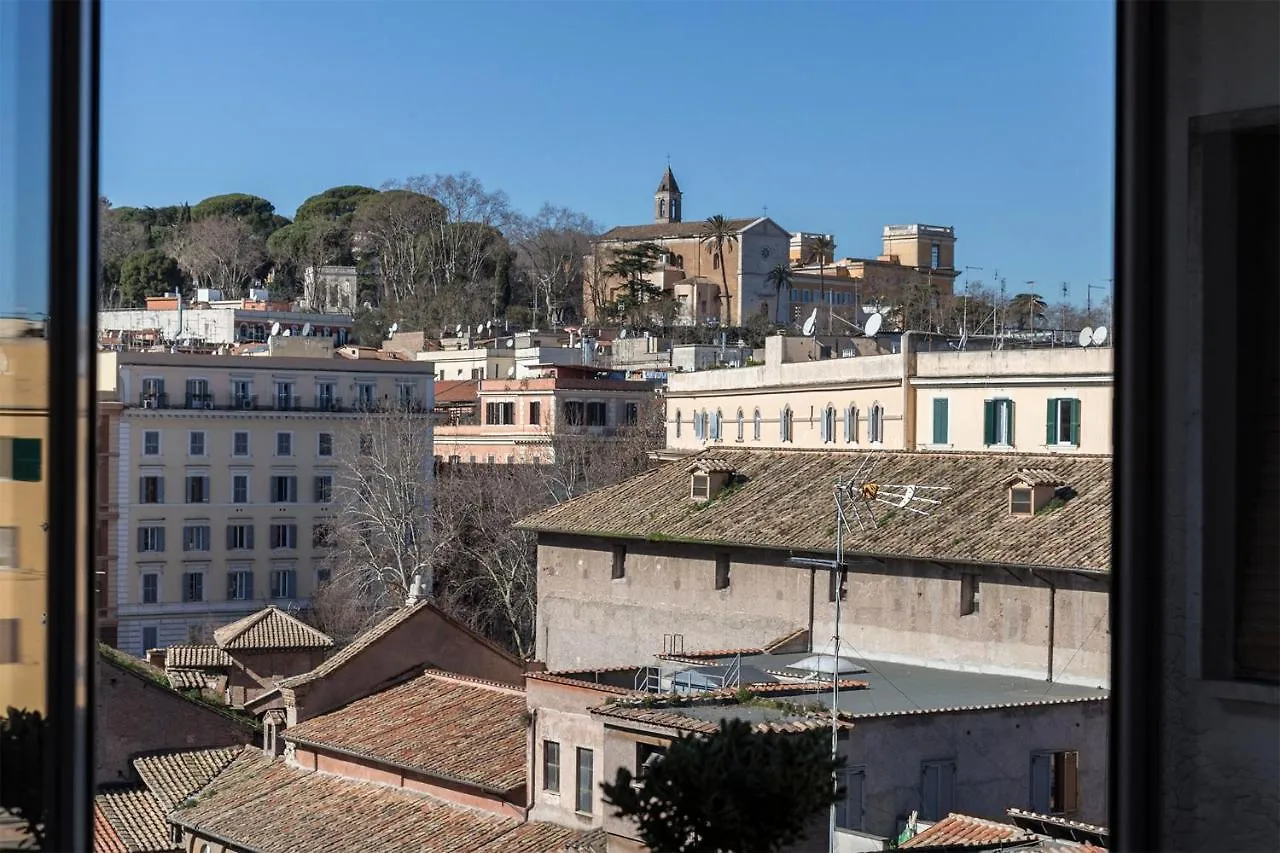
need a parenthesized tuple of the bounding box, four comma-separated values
(711, 409, 723, 441)
(736, 408, 745, 442)
(713, 252, 721, 271)
(675, 409, 682, 438)
(844, 406, 858, 443)
(658, 198, 666, 217)
(753, 409, 762, 441)
(869, 403, 885, 444)
(780, 406, 793, 443)
(693, 409, 703, 440)
(821, 405, 837, 444)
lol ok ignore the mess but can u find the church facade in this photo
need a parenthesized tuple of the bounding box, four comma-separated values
(584, 167, 792, 327)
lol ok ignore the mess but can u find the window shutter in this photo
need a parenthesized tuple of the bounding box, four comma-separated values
(843, 407, 853, 443)
(157, 529, 164, 551)
(693, 412, 701, 439)
(1060, 751, 1079, 814)
(932, 399, 949, 445)
(11, 438, 40, 482)
(983, 401, 996, 446)
(158, 478, 165, 503)
(1046, 398, 1058, 444)
(227, 572, 237, 599)
(779, 409, 786, 441)
(1008, 401, 1015, 445)
(226, 526, 235, 549)
(820, 410, 829, 443)
(137, 528, 146, 551)
(1069, 399, 1081, 446)
(246, 526, 254, 550)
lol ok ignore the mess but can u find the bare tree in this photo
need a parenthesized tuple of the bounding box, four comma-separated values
(543, 395, 664, 503)
(509, 204, 599, 328)
(390, 173, 512, 296)
(350, 190, 445, 305)
(325, 406, 441, 612)
(167, 215, 266, 297)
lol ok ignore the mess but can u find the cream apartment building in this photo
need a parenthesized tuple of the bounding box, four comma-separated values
(665, 332, 1113, 455)
(98, 346, 435, 656)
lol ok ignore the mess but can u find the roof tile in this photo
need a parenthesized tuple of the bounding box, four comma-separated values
(165, 645, 234, 669)
(93, 801, 129, 853)
(518, 450, 1111, 572)
(599, 218, 760, 243)
(283, 670, 527, 792)
(213, 605, 333, 651)
(278, 601, 427, 689)
(900, 813, 1034, 848)
(133, 746, 244, 810)
(94, 789, 169, 852)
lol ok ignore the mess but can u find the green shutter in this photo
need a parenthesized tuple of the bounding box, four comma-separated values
(1007, 401, 1015, 446)
(983, 401, 995, 446)
(1046, 398, 1058, 444)
(11, 438, 41, 482)
(1070, 399, 1081, 446)
(933, 398, 949, 445)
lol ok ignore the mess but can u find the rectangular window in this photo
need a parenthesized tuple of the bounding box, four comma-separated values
(834, 767, 866, 830)
(355, 383, 375, 408)
(397, 384, 416, 408)
(313, 475, 333, 503)
(2, 438, 42, 482)
(269, 523, 298, 550)
(575, 747, 594, 814)
(529, 401, 541, 425)
(232, 431, 250, 457)
(226, 524, 254, 551)
(316, 382, 337, 410)
(636, 742, 666, 779)
(274, 381, 296, 411)
(921, 759, 956, 821)
(485, 401, 516, 425)
(1045, 398, 1081, 446)
(624, 402, 639, 426)
(612, 545, 626, 580)
(182, 525, 211, 552)
(185, 474, 210, 504)
(983, 399, 1015, 446)
(0, 619, 19, 664)
(141, 573, 158, 605)
(930, 241, 940, 270)
(961, 573, 981, 616)
(312, 522, 334, 548)
(185, 378, 211, 409)
(142, 626, 158, 652)
(563, 401, 585, 426)
(1030, 751, 1079, 816)
(1010, 487, 1034, 515)
(227, 570, 253, 601)
(188, 431, 206, 457)
(232, 474, 249, 504)
(139, 475, 164, 504)
(275, 432, 292, 457)
(232, 380, 254, 409)
(586, 401, 607, 427)
(0, 528, 16, 568)
(715, 553, 731, 590)
(358, 433, 373, 455)
(270, 476, 298, 503)
(543, 741, 561, 793)
(137, 526, 165, 553)
(932, 398, 949, 445)
(270, 569, 297, 599)
(828, 567, 848, 603)
(316, 567, 331, 586)
(182, 572, 204, 603)
(317, 432, 333, 457)
(142, 430, 161, 456)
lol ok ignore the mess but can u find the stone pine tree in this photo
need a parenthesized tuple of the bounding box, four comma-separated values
(602, 718, 845, 853)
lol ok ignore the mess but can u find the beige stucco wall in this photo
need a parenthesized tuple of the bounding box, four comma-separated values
(527, 679, 610, 830)
(536, 538, 1110, 687)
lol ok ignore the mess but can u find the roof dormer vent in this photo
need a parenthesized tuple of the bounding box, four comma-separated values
(1004, 469, 1069, 516)
(686, 457, 736, 501)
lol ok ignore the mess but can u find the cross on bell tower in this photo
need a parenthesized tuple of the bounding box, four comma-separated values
(654, 161, 682, 224)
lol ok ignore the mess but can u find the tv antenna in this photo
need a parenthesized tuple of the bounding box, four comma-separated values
(839, 454, 951, 532)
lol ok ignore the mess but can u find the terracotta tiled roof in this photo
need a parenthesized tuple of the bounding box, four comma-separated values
(164, 645, 233, 669)
(1005, 468, 1067, 488)
(165, 669, 208, 690)
(599, 217, 760, 243)
(592, 702, 855, 735)
(518, 450, 1112, 572)
(93, 802, 129, 853)
(94, 789, 169, 853)
(283, 670, 527, 792)
(434, 379, 480, 405)
(169, 751, 588, 853)
(133, 746, 244, 809)
(525, 671, 637, 695)
(213, 605, 333, 651)
(656, 166, 680, 194)
(900, 813, 1033, 848)
(686, 457, 736, 474)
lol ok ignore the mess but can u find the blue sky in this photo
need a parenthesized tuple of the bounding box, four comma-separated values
(101, 0, 1115, 304)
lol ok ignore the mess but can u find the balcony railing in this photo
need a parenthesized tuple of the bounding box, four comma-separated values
(138, 391, 169, 409)
(128, 392, 430, 414)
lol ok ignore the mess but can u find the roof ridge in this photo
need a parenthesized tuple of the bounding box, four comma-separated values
(423, 668, 525, 696)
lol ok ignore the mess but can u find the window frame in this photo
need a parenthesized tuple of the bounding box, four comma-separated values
(140, 572, 159, 605)
(714, 553, 731, 590)
(542, 740, 561, 793)
(317, 432, 333, 457)
(275, 431, 293, 457)
(232, 430, 250, 457)
(575, 747, 594, 815)
(142, 430, 161, 457)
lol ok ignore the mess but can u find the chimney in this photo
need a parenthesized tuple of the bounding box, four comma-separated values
(405, 574, 425, 606)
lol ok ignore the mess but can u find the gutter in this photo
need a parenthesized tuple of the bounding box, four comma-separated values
(284, 735, 521, 799)
(167, 815, 266, 853)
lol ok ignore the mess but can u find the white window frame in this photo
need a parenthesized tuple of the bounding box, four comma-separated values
(188, 430, 206, 457)
(142, 430, 161, 456)
(275, 431, 293, 457)
(232, 430, 250, 457)
(317, 432, 333, 457)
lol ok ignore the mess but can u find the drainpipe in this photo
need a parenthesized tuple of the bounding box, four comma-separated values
(901, 330, 915, 450)
(1032, 570, 1057, 682)
(807, 566, 817, 653)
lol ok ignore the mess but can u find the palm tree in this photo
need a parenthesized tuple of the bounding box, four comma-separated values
(699, 215, 739, 326)
(808, 235, 835, 330)
(765, 263, 792, 323)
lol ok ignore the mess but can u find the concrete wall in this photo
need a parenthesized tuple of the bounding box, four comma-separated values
(1151, 3, 1280, 850)
(226, 648, 328, 705)
(96, 656, 256, 786)
(846, 699, 1109, 836)
(536, 537, 1110, 686)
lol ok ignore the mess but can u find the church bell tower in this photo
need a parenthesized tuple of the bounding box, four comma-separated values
(654, 165, 682, 224)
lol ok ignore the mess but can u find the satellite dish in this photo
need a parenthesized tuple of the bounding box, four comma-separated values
(302, 322, 312, 336)
(476, 323, 483, 334)
(1078, 326, 1094, 347)
(505, 338, 514, 348)
(282, 328, 292, 337)
(1092, 325, 1108, 346)
(389, 322, 399, 334)
(620, 329, 628, 339)
(863, 312, 883, 338)
(802, 308, 818, 337)
(486, 320, 493, 331)
(270, 321, 281, 337)
(506, 366, 516, 378)
(455, 323, 463, 334)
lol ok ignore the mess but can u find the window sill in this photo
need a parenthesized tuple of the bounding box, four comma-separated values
(574, 811, 594, 820)
(1199, 679, 1280, 705)
(923, 443, 954, 450)
(984, 444, 1015, 451)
